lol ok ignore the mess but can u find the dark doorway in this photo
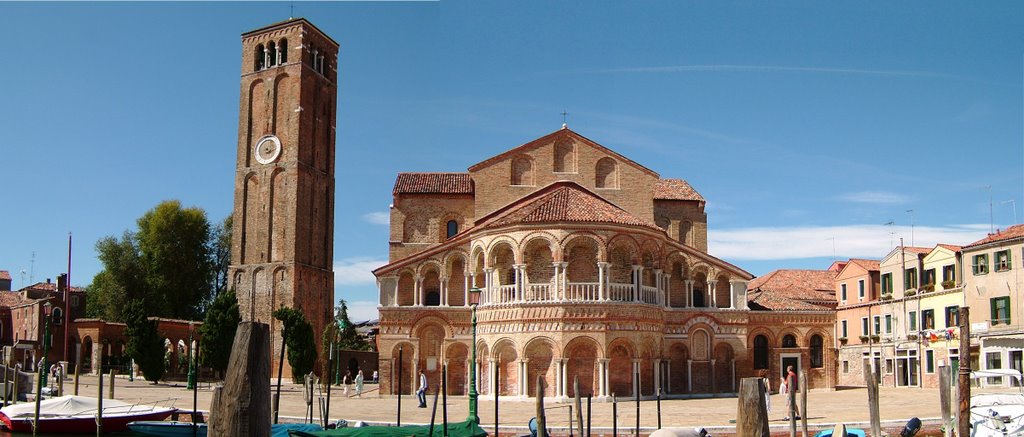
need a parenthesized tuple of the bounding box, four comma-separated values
(692, 288, 705, 307)
(781, 356, 800, 390)
(348, 357, 360, 377)
(425, 291, 441, 306)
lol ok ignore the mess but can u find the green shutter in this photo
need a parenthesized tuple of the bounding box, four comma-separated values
(991, 298, 999, 325)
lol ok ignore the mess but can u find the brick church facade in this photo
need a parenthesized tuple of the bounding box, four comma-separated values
(374, 127, 837, 400)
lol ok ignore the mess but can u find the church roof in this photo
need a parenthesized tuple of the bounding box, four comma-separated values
(654, 179, 705, 202)
(747, 269, 836, 304)
(468, 127, 660, 178)
(393, 173, 473, 195)
(474, 181, 661, 231)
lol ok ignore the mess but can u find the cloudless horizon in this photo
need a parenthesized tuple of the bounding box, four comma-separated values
(2, 1, 1022, 322)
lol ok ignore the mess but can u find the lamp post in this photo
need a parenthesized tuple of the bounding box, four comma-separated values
(40, 301, 52, 388)
(187, 323, 196, 390)
(467, 288, 482, 424)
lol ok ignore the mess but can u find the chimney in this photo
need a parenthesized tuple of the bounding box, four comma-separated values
(57, 274, 67, 293)
(46, 278, 51, 284)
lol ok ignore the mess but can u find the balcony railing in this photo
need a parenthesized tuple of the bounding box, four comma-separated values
(481, 281, 661, 306)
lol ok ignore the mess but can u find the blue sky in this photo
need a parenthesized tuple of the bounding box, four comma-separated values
(1, 1, 1022, 322)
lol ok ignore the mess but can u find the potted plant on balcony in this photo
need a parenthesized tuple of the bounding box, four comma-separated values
(907, 333, 918, 341)
(880, 293, 892, 301)
(905, 289, 917, 297)
(923, 283, 935, 292)
(869, 334, 880, 342)
(941, 280, 956, 289)
(858, 335, 870, 342)
(839, 337, 848, 345)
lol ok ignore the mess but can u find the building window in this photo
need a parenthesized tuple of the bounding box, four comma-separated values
(511, 156, 534, 186)
(553, 140, 575, 173)
(942, 264, 956, 284)
(922, 309, 935, 330)
(909, 311, 918, 331)
(923, 268, 936, 289)
(843, 360, 849, 373)
(973, 254, 989, 275)
(904, 267, 918, 290)
(594, 157, 618, 189)
(267, 41, 277, 67)
(70, 295, 79, 307)
(925, 350, 935, 374)
(885, 314, 892, 334)
(841, 320, 848, 338)
(810, 335, 824, 368)
(52, 307, 63, 326)
(881, 273, 893, 295)
(949, 348, 960, 375)
(255, 44, 266, 70)
(861, 317, 869, 336)
(858, 279, 865, 298)
(945, 306, 959, 328)
(986, 352, 1003, 385)
(278, 38, 288, 64)
(781, 334, 797, 348)
(995, 250, 1012, 272)
(873, 315, 881, 335)
(446, 220, 458, 239)
(753, 335, 769, 369)
(991, 296, 1011, 325)
(840, 283, 847, 301)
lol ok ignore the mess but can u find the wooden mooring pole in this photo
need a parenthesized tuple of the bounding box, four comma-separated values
(737, 377, 769, 437)
(864, 362, 881, 437)
(800, 370, 808, 437)
(574, 376, 583, 437)
(536, 375, 546, 437)
(957, 307, 971, 437)
(939, 364, 951, 437)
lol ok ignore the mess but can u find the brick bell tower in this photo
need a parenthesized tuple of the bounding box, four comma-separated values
(228, 18, 337, 375)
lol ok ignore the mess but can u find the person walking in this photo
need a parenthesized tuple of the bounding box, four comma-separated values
(355, 370, 364, 397)
(783, 365, 801, 420)
(372, 370, 378, 383)
(416, 370, 428, 408)
(343, 371, 351, 397)
(759, 369, 771, 416)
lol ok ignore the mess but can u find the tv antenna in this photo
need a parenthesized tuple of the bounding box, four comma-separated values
(1002, 199, 1017, 224)
(884, 221, 895, 248)
(29, 251, 35, 285)
(906, 209, 915, 247)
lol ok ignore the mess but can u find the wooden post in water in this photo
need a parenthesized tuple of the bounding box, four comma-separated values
(208, 322, 272, 437)
(108, 369, 115, 399)
(939, 365, 951, 437)
(574, 376, 583, 437)
(34, 368, 42, 437)
(800, 370, 808, 437)
(96, 352, 103, 437)
(12, 366, 19, 405)
(864, 363, 881, 437)
(957, 307, 971, 437)
(736, 377, 769, 437)
(536, 375, 546, 437)
(57, 370, 63, 397)
(73, 349, 81, 396)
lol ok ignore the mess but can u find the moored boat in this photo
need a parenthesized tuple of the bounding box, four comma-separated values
(969, 369, 1024, 437)
(128, 420, 323, 437)
(0, 395, 177, 433)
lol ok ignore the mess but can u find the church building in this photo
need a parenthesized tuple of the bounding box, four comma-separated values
(374, 127, 837, 399)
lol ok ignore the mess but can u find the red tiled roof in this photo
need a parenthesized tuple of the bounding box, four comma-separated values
(747, 291, 829, 311)
(654, 179, 705, 202)
(0, 291, 23, 307)
(847, 258, 880, 272)
(21, 282, 85, 293)
(964, 225, 1024, 249)
(903, 246, 932, 254)
(393, 173, 473, 195)
(468, 128, 659, 178)
(0, 271, 10, 281)
(476, 181, 661, 231)
(747, 269, 836, 303)
(937, 243, 962, 252)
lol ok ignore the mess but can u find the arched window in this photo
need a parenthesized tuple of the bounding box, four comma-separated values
(52, 307, 63, 326)
(446, 220, 458, 239)
(511, 156, 533, 186)
(425, 291, 440, 306)
(753, 335, 769, 369)
(782, 334, 797, 348)
(595, 157, 618, 188)
(554, 140, 574, 172)
(278, 39, 288, 64)
(254, 44, 266, 71)
(810, 335, 824, 368)
(267, 41, 277, 67)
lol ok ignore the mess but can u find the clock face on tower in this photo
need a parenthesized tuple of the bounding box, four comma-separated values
(254, 135, 282, 164)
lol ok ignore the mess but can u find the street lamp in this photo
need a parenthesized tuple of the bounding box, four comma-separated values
(467, 288, 482, 424)
(187, 323, 196, 390)
(40, 301, 52, 388)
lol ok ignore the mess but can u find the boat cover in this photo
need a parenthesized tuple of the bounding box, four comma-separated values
(0, 395, 170, 419)
(289, 420, 488, 437)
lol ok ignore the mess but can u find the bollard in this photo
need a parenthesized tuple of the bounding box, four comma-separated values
(108, 369, 115, 400)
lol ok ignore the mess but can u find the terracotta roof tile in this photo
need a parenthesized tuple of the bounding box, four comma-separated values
(393, 173, 473, 195)
(847, 258, 880, 271)
(0, 271, 9, 281)
(748, 269, 836, 303)
(21, 282, 85, 293)
(0, 291, 23, 307)
(654, 179, 705, 202)
(964, 225, 1024, 249)
(903, 246, 932, 254)
(747, 291, 829, 311)
(937, 243, 962, 252)
(479, 181, 661, 230)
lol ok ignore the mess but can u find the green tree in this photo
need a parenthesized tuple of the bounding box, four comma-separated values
(273, 307, 317, 383)
(209, 216, 232, 305)
(336, 300, 372, 351)
(199, 289, 240, 375)
(123, 299, 166, 383)
(89, 200, 221, 321)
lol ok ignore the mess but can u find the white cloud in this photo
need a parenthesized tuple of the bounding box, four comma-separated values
(343, 300, 379, 323)
(709, 224, 990, 260)
(334, 257, 387, 286)
(836, 191, 909, 204)
(362, 211, 390, 225)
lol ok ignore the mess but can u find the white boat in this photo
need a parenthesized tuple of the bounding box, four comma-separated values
(0, 395, 177, 433)
(970, 369, 1024, 437)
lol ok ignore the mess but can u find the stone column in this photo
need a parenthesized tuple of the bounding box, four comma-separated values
(664, 274, 672, 308)
(666, 360, 672, 394)
(392, 278, 400, 307)
(514, 264, 525, 303)
(728, 280, 740, 310)
(440, 276, 449, 306)
(597, 262, 609, 301)
(560, 262, 569, 301)
(687, 359, 693, 392)
(653, 359, 662, 394)
(707, 279, 716, 308)
(551, 262, 562, 301)
(730, 358, 736, 392)
(632, 359, 641, 398)
(519, 360, 529, 397)
(598, 359, 609, 397)
(414, 275, 423, 306)
(685, 280, 693, 307)
(484, 268, 495, 304)
(654, 269, 663, 305)
(464, 273, 471, 307)
(633, 265, 643, 302)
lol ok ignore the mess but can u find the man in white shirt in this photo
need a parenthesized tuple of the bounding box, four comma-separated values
(416, 370, 428, 408)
